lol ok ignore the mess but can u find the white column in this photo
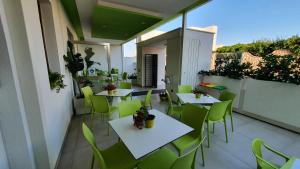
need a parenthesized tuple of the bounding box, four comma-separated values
(179, 12, 187, 85)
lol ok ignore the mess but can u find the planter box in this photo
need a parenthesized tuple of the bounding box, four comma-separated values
(242, 78, 300, 130)
(203, 75, 244, 109)
(73, 97, 90, 115)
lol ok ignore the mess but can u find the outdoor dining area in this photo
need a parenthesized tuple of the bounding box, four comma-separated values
(68, 81, 300, 169)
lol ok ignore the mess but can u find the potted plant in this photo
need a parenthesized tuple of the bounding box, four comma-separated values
(141, 107, 155, 128)
(105, 83, 116, 95)
(133, 107, 155, 129)
(193, 88, 202, 99)
(49, 71, 66, 93)
(133, 110, 145, 129)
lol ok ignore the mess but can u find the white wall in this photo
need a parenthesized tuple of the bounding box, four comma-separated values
(123, 57, 137, 75)
(0, 130, 9, 169)
(1, 0, 81, 168)
(111, 45, 123, 72)
(38, 0, 78, 168)
(181, 30, 214, 87)
(141, 46, 166, 87)
(202, 76, 300, 133)
(0, 3, 37, 167)
(77, 44, 108, 71)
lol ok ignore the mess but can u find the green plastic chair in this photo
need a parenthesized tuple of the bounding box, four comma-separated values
(219, 91, 236, 132)
(172, 104, 208, 166)
(122, 72, 128, 81)
(142, 90, 152, 109)
(119, 99, 142, 118)
(90, 96, 118, 135)
(120, 82, 132, 101)
(177, 85, 193, 104)
(206, 101, 231, 147)
(166, 90, 183, 119)
(178, 85, 193, 93)
(138, 140, 201, 169)
(82, 123, 138, 169)
(252, 138, 290, 169)
(81, 86, 94, 108)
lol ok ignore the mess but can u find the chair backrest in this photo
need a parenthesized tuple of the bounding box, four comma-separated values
(119, 82, 132, 89)
(82, 123, 107, 169)
(181, 104, 208, 138)
(178, 85, 193, 93)
(81, 86, 93, 107)
(166, 90, 173, 115)
(171, 142, 201, 169)
(219, 91, 236, 114)
(208, 101, 231, 121)
(252, 138, 280, 169)
(122, 72, 128, 81)
(144, 90, 152, 107)
(119, 99, 142, 118)
(90, 96, 110, 114)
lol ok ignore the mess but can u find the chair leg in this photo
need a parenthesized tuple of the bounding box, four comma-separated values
(230, 113, 234, 132)
(224, 118, 228, 143)
(107, 122, 110, 136)
(213, 123, 215, 134)
(90, 114, 94, 129)
(201, 143, 205, 166)
(207, 122, 210, 148)
(91, 155, 94, 169)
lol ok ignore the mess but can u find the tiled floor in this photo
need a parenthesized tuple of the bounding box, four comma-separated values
(57, 95, 300, 169)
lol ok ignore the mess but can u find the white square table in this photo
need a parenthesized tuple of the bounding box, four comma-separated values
(109, 109, 193, 159)
(176, 93, 220, 105)
(96, 89, 133, 106)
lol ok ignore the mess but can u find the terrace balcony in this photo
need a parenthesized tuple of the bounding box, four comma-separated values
(0, 0, 299, 169)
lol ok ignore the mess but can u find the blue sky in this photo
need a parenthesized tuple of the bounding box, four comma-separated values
(124, 0, 300, 57)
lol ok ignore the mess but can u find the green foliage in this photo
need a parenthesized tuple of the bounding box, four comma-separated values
(199, 56, 253, 79)
(199, 54, 300, 85)
(49, 71, 66, 93)
(254, 54, 300, 84)
(216, 36, 300, 57)
(84, 47, 100, 69)
(63, 41, 84, 77)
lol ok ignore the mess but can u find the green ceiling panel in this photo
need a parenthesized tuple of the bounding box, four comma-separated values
(60, 0, 84, 40)
(92, 5, 162, 40)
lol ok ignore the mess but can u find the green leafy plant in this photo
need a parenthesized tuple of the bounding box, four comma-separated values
(49, 71, 66, 93)
(216, 36, 300, 57)
(63, 41, 84, 77)
(199, 56, 253, 79)
(253, 54, 300, 84)
(84, 47, 100, 69)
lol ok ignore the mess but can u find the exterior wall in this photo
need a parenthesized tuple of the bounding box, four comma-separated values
(0, 130, 9, 169)
(181, 30, 214, 87)
(123, 57, 137, 75)
(39, 0, 78, 168)
(202, 76, 300, 132)
(243, 79, 300, 130)
(77, 44, 108, 71)
(111, 45, 123, 72)
(165, 37, 182, 99)
(202, 76, 244, 109)
(0, 3, 37, 167)
(141, 46, 166, 87)
(1, 0, 81, 168)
